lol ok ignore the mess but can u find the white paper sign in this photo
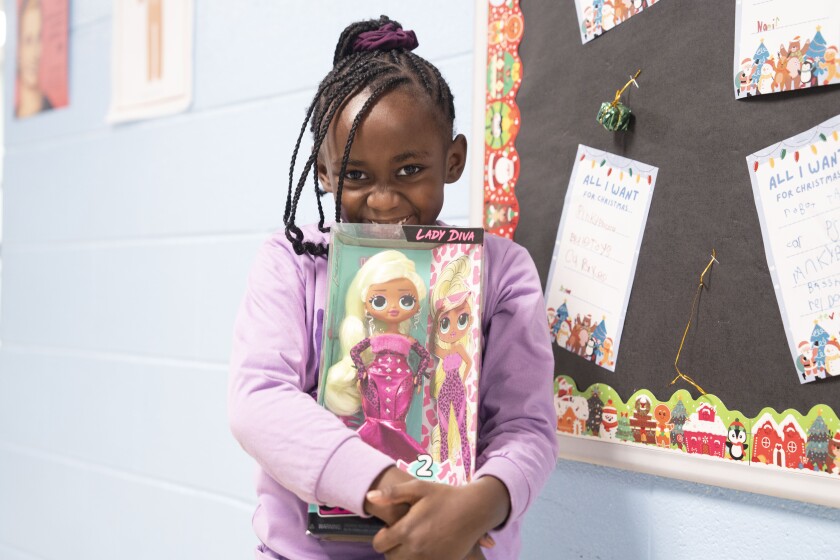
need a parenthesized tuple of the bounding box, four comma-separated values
(108, 0, 194, 123)
(574, 0, 661, 45)
(734, 0, 840, 99)
(545, 145, 657, 372)
(748, 114, 840, 384)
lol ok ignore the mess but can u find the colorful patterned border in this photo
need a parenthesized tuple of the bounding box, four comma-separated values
(498, 0, 840, 484)
(750, 121, 840, 170)
(735, 23, 840, 99)
(482, 0, 523, 239)
(556, 375, 840, 476)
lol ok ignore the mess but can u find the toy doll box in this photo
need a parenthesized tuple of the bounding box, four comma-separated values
(307, 224, 485, 540)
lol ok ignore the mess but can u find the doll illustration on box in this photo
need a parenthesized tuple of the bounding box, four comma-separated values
(430, 256, 475, 480)
(324, 250, 432, 464)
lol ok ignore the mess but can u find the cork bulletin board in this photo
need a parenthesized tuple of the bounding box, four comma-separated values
(470, 0, 840, 506)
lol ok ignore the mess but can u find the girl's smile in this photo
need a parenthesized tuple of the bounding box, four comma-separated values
(317, 87, 467, 226)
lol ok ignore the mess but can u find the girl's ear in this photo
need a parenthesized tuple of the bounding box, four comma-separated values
(445, 134, 468, 184)
(317, 159, 334, 194)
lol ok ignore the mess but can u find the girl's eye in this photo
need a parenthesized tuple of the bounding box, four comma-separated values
(399, 294, 416, 310)
(397, 165, 422, 177)
(457, 312, 469, 329)
(370, 295, 387, 311)
(439, 317, 450, 334)
(345, 170, 367, 181)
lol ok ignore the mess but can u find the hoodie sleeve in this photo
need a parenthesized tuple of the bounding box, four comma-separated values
(473, 238, 558, 527)
(227, 234, 393, 515)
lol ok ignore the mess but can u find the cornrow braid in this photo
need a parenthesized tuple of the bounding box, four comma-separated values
(423, 60, 456, 125)
(285, 53, 371, 225)
(292, 66, 392, 209)
(403, 50, 433, 96)
(284, 15, 458, 257)
(285, 66, 399, 250)
(284, 52, 363, 224)
(333, 75, 410, 223)
(285, 75, 390, 253)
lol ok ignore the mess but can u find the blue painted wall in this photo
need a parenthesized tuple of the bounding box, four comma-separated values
(523, 460, 840, 559)
(1, 1, 837, 559)
(0, 2, 473, 559)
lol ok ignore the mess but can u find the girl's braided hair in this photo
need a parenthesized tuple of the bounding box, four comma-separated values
(284, 15, 457, 257)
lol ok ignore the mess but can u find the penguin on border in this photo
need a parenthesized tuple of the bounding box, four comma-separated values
(726, 418, 748, 461)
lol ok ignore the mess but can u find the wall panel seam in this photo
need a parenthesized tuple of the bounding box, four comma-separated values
(5, 52, 474, 153)
(0, 542, 47, 560)
(2, 229, 275, 252)
(0, 441, 255, 512)
(5, 88, 317, 152)
(0, 343, 228, 371)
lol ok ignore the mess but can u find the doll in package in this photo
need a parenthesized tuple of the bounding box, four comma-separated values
(308, 224, 484, 539)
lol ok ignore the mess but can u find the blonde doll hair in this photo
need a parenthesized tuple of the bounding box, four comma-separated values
(324, 250, 427, 416)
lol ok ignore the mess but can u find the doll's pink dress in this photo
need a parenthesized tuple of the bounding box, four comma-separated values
(436, 353, 471, 476)
(350, 333, 431, 464)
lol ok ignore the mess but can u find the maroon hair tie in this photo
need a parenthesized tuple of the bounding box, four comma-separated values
(353, 22, 419, 53)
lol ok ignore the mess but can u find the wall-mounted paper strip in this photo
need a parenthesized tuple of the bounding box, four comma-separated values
(545, 145, 657, 372)
(734, 0, 840, 99)
(748, 114, 840, 384)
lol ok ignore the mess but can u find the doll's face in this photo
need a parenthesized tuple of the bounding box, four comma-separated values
(437, 299, 472, 344)
(365, 277, 420, 325)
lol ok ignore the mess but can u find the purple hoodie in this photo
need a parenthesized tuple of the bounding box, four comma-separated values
(229, 224, 557, 559)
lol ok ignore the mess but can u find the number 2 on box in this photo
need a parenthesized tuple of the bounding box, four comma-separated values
(415, 454, 433, 478)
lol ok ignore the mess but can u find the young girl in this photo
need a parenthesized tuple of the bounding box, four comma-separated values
(229, 16, 557, 560)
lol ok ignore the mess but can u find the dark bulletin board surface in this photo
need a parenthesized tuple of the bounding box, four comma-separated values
(515, 0, 840, 417)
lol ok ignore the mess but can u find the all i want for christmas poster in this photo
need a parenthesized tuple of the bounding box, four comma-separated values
(545, 145, 657, 372)
(574, 0, 662, 44)
(734, 0, 840, 98)
(748, 114, 840, 384)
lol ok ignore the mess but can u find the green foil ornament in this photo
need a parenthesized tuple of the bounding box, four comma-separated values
(597, 101, 632, 132)
(597, 69, 641, 132)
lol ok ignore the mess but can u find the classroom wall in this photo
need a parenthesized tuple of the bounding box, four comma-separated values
(0, 2, 473, 559)
(1, 1, 838, 559)
(523, 459, 840, 559)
